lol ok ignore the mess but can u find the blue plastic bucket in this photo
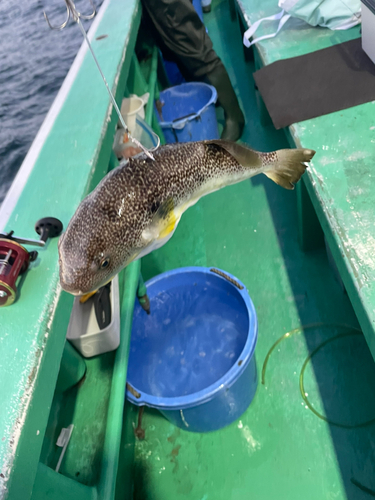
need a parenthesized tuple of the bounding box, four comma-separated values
(163, 59, 185, 86)
(157, 82, 220, 143)
(126, 267, 258, 432)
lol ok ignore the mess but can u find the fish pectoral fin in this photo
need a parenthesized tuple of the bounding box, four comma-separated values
(141, 197, 178, 245)
(144, 197, 178, 242)
(159, 217, 177, 239)
(204, 139, 262, 168)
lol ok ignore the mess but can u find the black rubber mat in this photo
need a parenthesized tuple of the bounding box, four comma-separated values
(253, 38, 375, 129)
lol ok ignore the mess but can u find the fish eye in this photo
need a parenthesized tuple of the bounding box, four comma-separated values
(100, 257, 110, 269)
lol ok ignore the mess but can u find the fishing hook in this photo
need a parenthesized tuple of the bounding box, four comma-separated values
(44, 0, 96, 31)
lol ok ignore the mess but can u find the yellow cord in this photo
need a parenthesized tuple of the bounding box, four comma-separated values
(261, 323, 375, 429)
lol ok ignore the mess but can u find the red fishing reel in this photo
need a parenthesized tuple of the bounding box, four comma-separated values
(0, 217, 63, 307)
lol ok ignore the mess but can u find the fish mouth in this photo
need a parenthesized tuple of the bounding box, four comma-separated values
(61, 276, 114, 297)
(60, 282, 85, 296)
(59, 265, 113, 297)
(59, 274, 90, 296)
(60, 277, 100, 297)
(59, 263, 93, 296)
(61, 285, 94, 297)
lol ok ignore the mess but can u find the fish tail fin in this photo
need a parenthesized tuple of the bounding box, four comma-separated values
(262, 149, 315, 190)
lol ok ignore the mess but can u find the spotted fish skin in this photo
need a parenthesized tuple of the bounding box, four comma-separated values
(58, 140, 315, 295)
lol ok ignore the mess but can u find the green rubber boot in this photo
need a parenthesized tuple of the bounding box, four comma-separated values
(206, 64, 245, 141)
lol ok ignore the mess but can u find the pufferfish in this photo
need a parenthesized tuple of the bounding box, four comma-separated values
(58, 139, 315, 295)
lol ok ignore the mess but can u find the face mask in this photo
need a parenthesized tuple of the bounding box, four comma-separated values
(243, 0, 361, 48)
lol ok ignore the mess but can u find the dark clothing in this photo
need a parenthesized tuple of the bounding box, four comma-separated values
(141, 0, 221, 80)
(141, 0, 245, 141)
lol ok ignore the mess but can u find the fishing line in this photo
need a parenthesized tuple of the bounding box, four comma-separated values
(43, 0, 158, 160)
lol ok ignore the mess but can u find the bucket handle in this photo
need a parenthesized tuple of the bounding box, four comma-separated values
(159, 84, 218, 129)
(210, 268, 244, 290)
(126, 382, 141, 400)
(172, 112, 198, 123)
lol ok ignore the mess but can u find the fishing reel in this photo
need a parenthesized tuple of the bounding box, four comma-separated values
(0, 217, 63, 307)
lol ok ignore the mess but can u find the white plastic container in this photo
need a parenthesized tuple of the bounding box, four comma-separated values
(362, 0, 375, 64)
(66, 276, 120, 358)
(118, 93, 149, 133)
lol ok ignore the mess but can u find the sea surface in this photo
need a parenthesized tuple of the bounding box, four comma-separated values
(0, 0, 102, 207)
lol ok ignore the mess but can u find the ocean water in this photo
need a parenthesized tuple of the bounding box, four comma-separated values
(0, 0, 102, 206)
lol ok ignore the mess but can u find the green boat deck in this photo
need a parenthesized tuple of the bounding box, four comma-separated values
(2, 0, 375, 498)
(127, 3, 375, 499)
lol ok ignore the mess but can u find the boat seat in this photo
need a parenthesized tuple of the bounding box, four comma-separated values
(235, 0, 375, 359)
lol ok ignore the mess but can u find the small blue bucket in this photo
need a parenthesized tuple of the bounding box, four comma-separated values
(126, 267, 258, 433)
(157, 82, 220, 143)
